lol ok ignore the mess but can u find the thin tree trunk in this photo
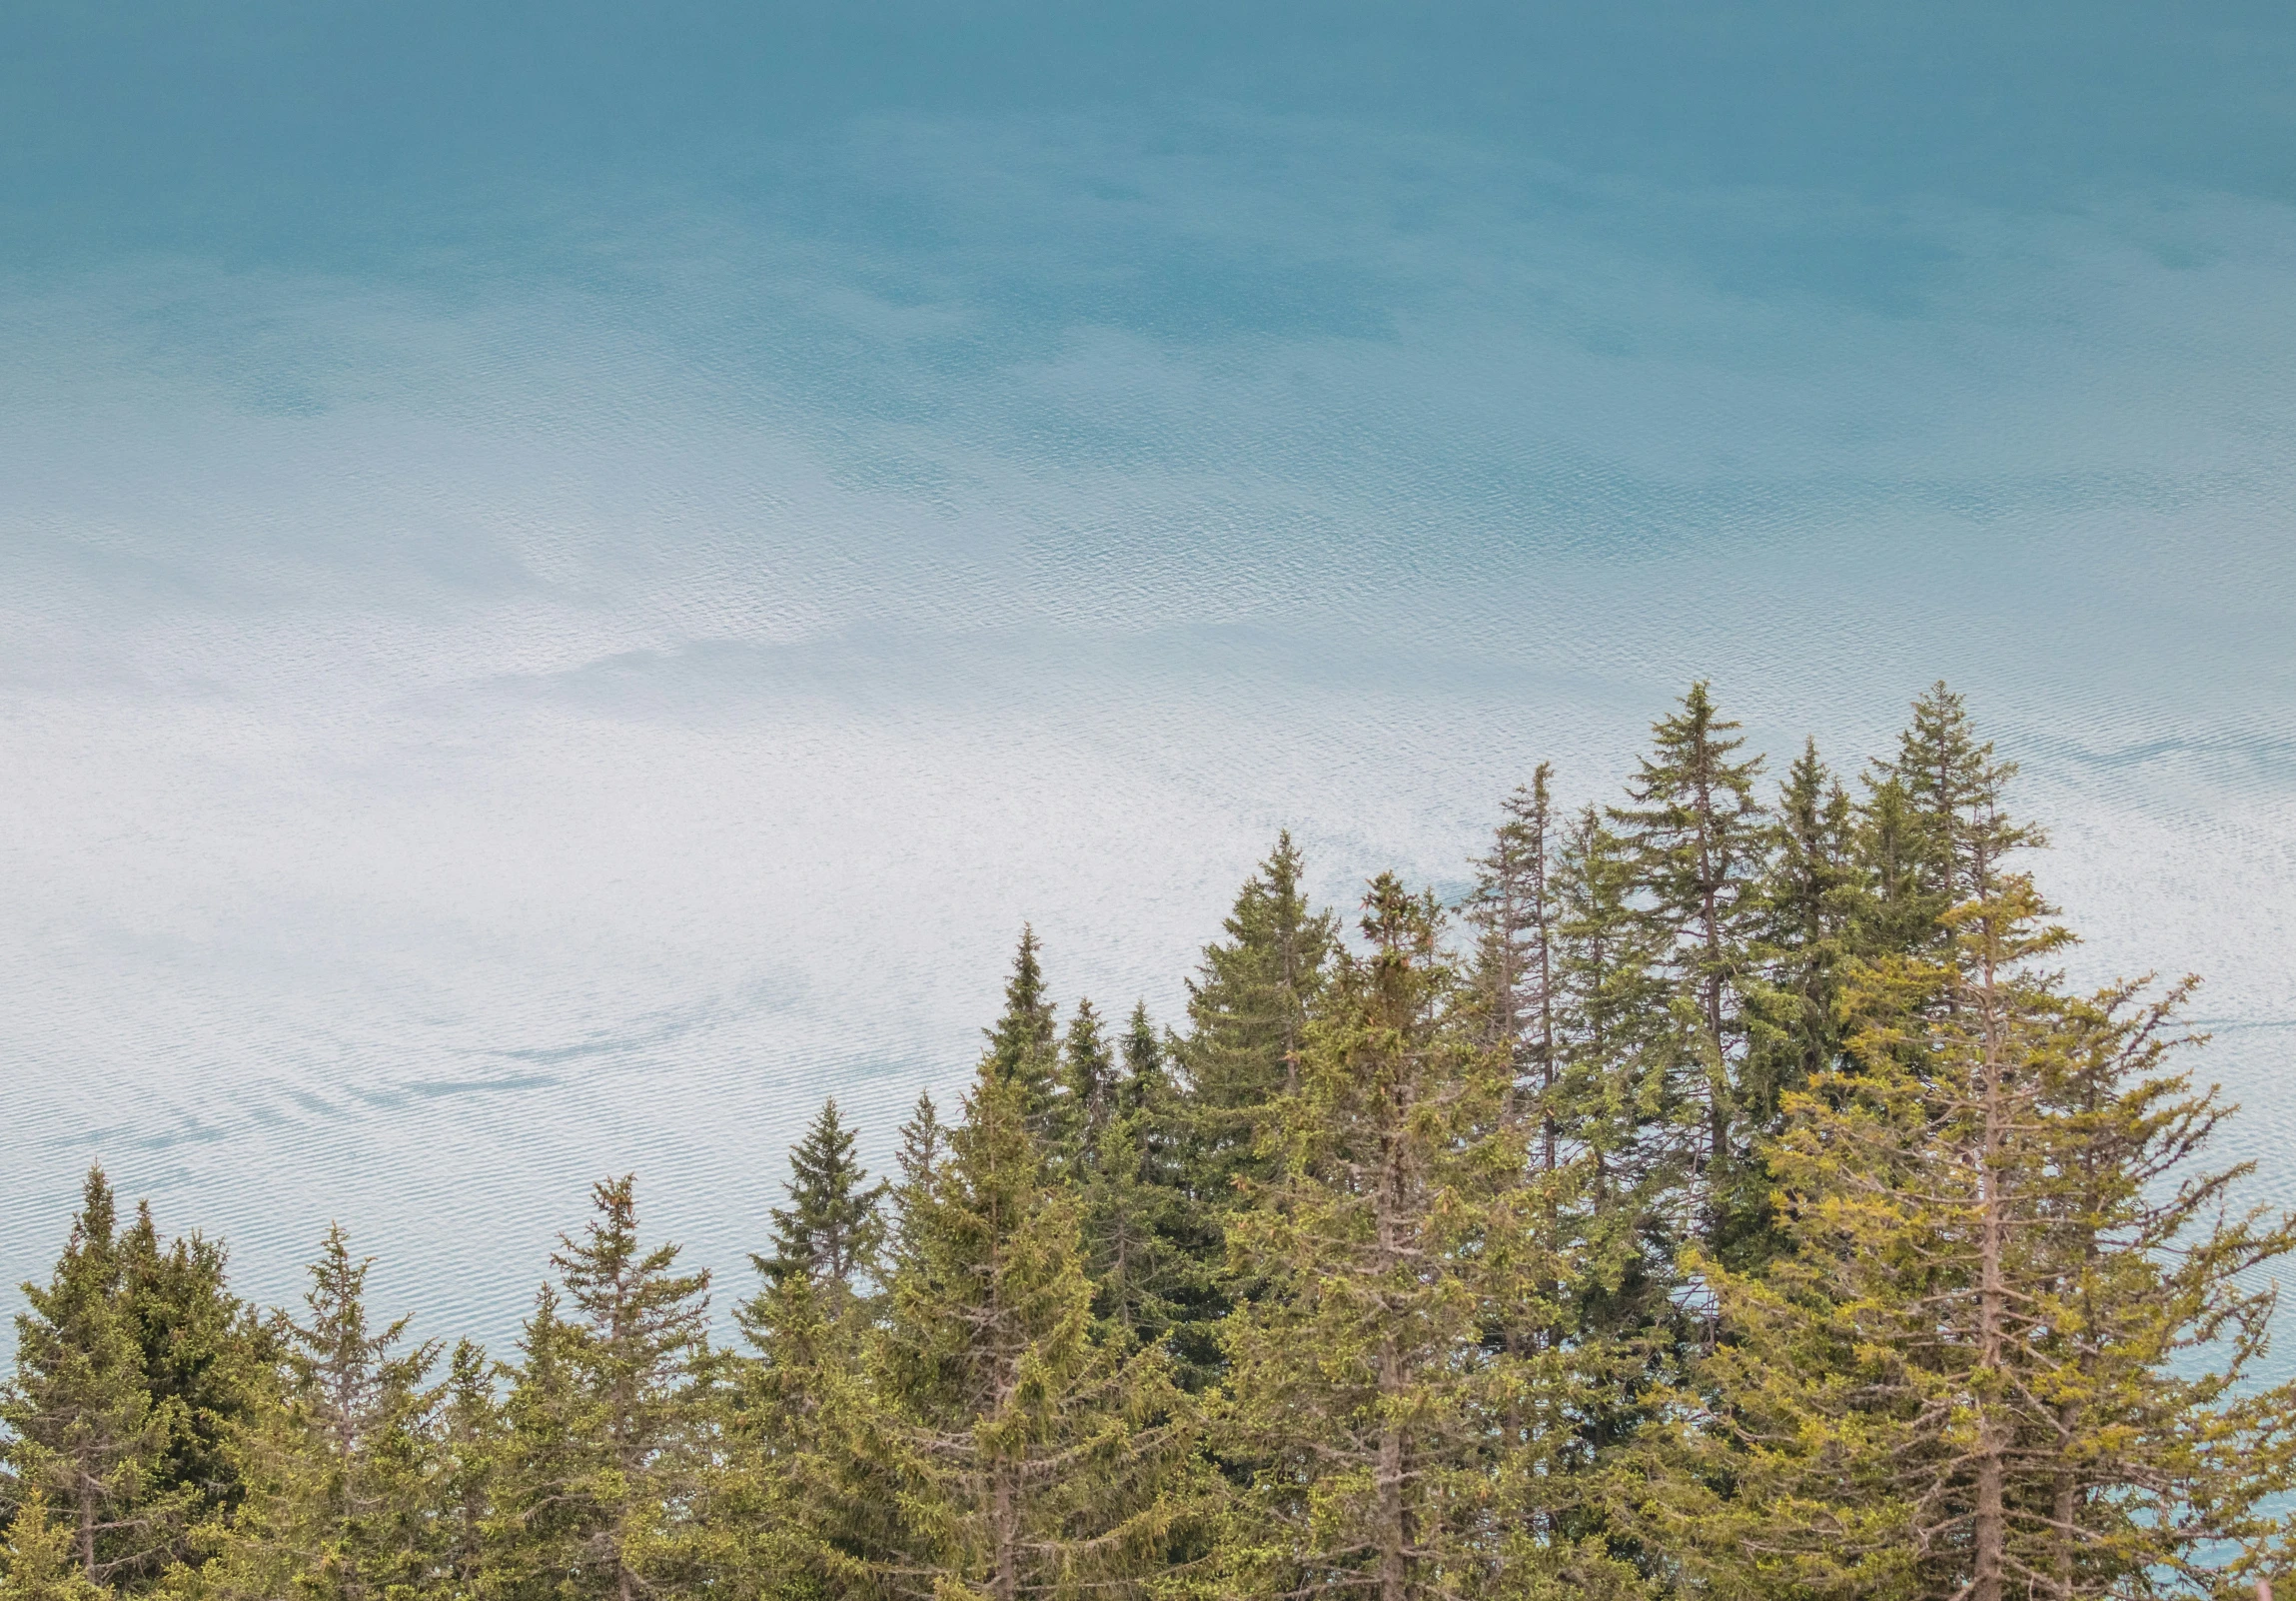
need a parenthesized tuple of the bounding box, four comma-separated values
(2052, 1425, 2076, 1601)
(993, 1459, 1019, 1601)
(1375, 1078, 1411, 1601)
(1973, 948, 2008, 1601)
(79, 1467, 98, 1582)
(1378, 1331, 1407, 1601)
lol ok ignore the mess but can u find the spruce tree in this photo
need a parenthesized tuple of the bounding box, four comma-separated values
(117, 1205, 269, 1544)
(1119, 1004, 1163, 1112)
(1608, 683, 1769, 1205)
(1885, 682, 2044, 917)
(435, 1339, 498, 1600)
(1071, 1005, 1216, 1371)
(1052, 999, 1116, 1169)
(1174, 832, 1337, 1204)
(1744, 741, 1859, 1125)
(1467, 766, 1564, 1165)
(1221, 874, 1645, 1600)
(761, 1100, 887, 1299)
(1644, 879, 2296, 1600)
(1553, 806, 1692, 1331)
(1851, 775, 1933, 960)
(885, 1094, 945, 1272)
(0, 1493, 103, 1601)
(720, 1269, 875, 1601)
(720, 1107, 891, 1595)
(982, 928, 1060, 1134)
(2, 1167, 185, 1588)
(893, 1094, 943, 1194)
(852, 1066, 1202, 1600)
(197, 1226, 442, 1601)
(492, 1179, 713, 1601)
(489, 1288, 591, 1601)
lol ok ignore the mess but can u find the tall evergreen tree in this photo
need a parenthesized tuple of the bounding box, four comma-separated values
(1052, 999, 1116, 1170)
(1608, 683, 1769, 1202)
(117, 1206, 270, 1546)
(852, 1067, 1202, 1600)
(197, 1226, 441, 1601)
(1884, 682, 2045, 919)
(489, 1288, 589, 1601)
(1174, 832, 1337, 1205)
(1553, 806, 1691, 1331)
(1071, 1006, 1216, 1372)
(1221, 874, 1645, 1601)
(3, 1167, 185, 1589)
(721, 1268, 874, 1601)
(1119, 1005, 1163, 1113)
(1643, 879, 2296, 1600)
(1467, 766, 1564, 1166)
(761, 1101, 887, 1299)
(1850, 775, 1933, 961)
(434, 1339, 498, 1601)
(1745, 742, 1859, 1123)
(492, 1180, 712, 1601)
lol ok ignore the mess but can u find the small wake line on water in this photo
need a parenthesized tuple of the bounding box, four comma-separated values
(351, 1074, 565, 1108)
(398, 1074, 562, 1098)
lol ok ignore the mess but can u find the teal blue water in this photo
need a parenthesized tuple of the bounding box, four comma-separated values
(4, 3, 2293, 1343)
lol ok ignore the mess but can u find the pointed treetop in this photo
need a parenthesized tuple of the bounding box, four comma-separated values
(67, 1164, 120, 1279)
(1059, 998, 1116, 1147)
(551, 1175, 710, 1349)
(896, 1092, 943, 1191)
(982, 926, 1061, 1125)
(1120, 1001, 1165, 1097)
(1885, 680, 2044, 904)
(762, 1098, 887, 1292)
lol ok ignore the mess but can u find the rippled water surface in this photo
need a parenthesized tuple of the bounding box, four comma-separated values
(4, 2, 2294, 1347)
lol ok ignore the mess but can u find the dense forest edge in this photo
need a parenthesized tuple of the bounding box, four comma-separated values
(5, 682, 2292, 1601)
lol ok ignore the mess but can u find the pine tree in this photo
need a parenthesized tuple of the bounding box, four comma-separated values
(1609, 683, 1769, 1205)
(761, 1101, 887, 1299)
(1220, 874, 1645, 1600)
(982, 928, 1061, 1135)
(2, 1166, 186, 1589)
(492, 1179, 713, 1601)
(197, 1226, 442, 1601)
(1698, 742, 1867, 1271)
(885, 1094, 945, 1272)
(852, 1066, 1202, 1600)
(1643, 879, 2296, 1600)
(0, 1493, 103, 1601)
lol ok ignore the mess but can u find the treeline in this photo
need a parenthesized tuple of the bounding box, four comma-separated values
(6, 684, 2294, 1601)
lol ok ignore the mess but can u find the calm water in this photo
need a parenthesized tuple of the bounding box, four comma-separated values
(4, 2, 2293, 1348)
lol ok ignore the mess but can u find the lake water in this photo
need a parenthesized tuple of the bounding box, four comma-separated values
(4, 1, 2293, 1350)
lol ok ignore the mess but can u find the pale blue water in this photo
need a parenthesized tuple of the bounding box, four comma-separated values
(4, 3, 2293, 1348)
